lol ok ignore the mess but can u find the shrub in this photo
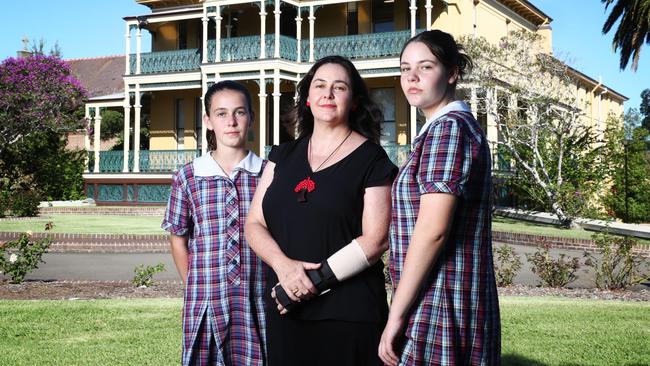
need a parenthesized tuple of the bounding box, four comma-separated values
(494, 244, 522, 286)
(9, 189, 41, 217)
(0, 224, 53, 284)
(0, 190, 8, 218)
(132, 263, 166, 287)
(585, 231, 650, 290)
(526, 244, 581, 287)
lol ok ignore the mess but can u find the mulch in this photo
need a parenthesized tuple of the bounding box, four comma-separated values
(1, 280, 648, 302)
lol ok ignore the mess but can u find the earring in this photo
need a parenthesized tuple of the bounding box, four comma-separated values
(306, 101, 311, 107)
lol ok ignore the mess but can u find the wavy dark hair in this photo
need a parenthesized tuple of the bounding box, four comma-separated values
(400, 30, 473, 93)
(288, 55, 383, 143)
(204, 80, 254, 151)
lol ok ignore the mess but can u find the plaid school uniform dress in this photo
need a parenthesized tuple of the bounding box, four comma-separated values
(389, 101, 501, 365)
(162, 152, 267, 366)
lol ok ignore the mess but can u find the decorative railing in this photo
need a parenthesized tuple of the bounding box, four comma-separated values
(91, 150, 200, 173)
(264, 143, 412, 167)
(129, 49, 201, 74)
(302, 29, 423, 61)
(129, 30, 421, 74)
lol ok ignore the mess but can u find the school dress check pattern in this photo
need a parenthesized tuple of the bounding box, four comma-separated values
(389, 111, 501, 365)
(162, 157, 267, 366)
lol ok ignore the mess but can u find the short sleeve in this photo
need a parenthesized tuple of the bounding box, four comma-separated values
(267, 144, 282, 163)
(364, 147, 398, 188)
(417, 119, 471, 196)
(161, 170, 192, 236)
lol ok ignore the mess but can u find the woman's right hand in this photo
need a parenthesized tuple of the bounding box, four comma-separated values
(273, 258, 321, 303)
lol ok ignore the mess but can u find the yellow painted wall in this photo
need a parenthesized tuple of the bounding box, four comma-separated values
(152, 22, 178, 51)
(314, 4, 347, 37)
(149, 89, 201, 150)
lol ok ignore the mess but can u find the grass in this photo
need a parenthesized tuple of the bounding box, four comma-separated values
(493, 216, 596, 240)
(0, 296, 648, 365)
(0, 214, 166, 235)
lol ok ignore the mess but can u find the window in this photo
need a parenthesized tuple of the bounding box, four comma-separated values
(178, 21, 187, 50)
(370, 88, 396, 144)
(347, 2, 359, 35)
(372, 0, 394, 33)
(195, 97, 202, 151)
(175, 98, 185, 149)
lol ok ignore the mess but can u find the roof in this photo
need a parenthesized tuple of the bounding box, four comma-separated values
(66, 56, 125, 99)
(497, 0, 552, 26)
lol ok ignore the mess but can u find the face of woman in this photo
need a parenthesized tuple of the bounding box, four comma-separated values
(203, 89, 251, 149)
(307, 63, 354, 126)
(400, 41, 457, 119)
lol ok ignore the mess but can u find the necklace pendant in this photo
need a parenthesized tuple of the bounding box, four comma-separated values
(294, 176, 316, 203)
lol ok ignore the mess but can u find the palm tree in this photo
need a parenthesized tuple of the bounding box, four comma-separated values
(601, 0, 650, 71)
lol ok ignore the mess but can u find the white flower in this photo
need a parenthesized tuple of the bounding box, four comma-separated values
(25, 230, 33, 237)
(9, 254, 18, 263)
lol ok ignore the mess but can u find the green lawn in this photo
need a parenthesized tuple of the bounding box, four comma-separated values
(0, 214, 166, 234)
(493, 216, 596, 240)
(0, 296, 647, 365)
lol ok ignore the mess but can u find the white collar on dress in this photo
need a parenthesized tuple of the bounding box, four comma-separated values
(193, 150, 263, 179)
(417, 100, 472, 138)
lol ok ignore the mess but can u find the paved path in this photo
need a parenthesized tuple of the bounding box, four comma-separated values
(7, 244, 647, 290)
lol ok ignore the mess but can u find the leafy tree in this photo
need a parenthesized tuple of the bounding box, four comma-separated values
(601, 0, 650, 71)
(100, 109, 125, 141)
(640, 88, 650, 131)
(462, 30, 604, 227)
(29, 37, 62, 58)
(602, 111, 650, 222)
(0, 55, 87, 154)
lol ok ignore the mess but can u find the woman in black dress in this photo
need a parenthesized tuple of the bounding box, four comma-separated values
(246, 55, 397, 366)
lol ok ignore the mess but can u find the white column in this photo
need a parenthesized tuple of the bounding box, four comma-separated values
(274, 0, 281, 58)
(216, 6, 222, 62)
(123, 95, 131, 172)
(258, 76, 267, 154)
(201, 75, 209, 155)
(295, 12, 302, 62)
(273, 71, 281, 145)
(260, 1, 267, 59)
(93, 107, 102, 173)
(470, 86, 478, 118)
(133, 87, 142, 172)
(136, 26, 142, 75)
(84, 106, 91, 173)
(308, 6, 315, 62)
(425, 0, 432, 29)
(409, 106, 417, 143)
(125, 23, 132, 75)
(202, 9, 208, 63)
(410, 0, 417, 37)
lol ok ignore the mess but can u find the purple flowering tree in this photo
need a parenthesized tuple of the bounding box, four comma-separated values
(0, 55, 87, 153)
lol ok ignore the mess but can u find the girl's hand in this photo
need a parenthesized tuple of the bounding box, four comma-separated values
(378, 316, 405, 366)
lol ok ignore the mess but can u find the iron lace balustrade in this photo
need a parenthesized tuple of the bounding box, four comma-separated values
(129, 49, 201, 74)
(301, 29, 424, 61)
(264, 143, 412, 167)
(207, 35, 298, 62)
(92, 150, 200, 173)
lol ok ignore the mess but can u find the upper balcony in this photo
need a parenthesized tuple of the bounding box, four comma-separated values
(127, 29, 418, 75)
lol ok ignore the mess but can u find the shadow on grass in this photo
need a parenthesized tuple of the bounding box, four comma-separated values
(502, 353, 547, 366)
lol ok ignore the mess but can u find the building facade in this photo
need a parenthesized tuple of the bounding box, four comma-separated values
(81, 0, 627, 204)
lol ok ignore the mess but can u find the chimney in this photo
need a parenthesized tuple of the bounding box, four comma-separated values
(16, 36, 32, 58)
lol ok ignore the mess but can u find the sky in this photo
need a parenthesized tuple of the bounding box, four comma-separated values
(0, 0, 647, 111)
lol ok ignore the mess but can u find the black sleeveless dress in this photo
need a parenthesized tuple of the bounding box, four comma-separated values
(262, 136, 397, 366)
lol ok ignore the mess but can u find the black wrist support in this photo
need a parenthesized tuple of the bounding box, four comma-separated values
(273, 260, 340, 311)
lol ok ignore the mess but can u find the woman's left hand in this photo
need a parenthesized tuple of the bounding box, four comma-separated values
(378, 316, 405, 366)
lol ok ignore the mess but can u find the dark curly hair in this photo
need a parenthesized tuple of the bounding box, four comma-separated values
(287, 55, 383, 143)
(203, 80, 254, 151)
(400, 30, 473, 92)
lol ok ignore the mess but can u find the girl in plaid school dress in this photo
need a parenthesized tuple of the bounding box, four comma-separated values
(162, 81, 267, 366)
(379, 30, 501, 365)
